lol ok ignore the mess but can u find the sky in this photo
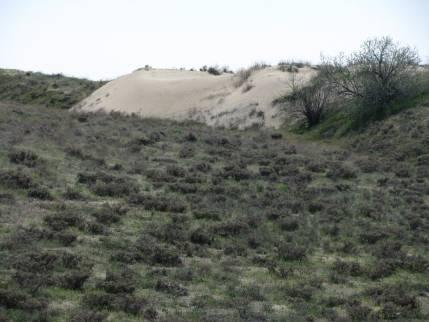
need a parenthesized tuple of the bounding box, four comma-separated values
(1, 0, 428, 80)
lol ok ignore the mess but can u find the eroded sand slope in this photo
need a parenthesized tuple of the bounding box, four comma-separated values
(73, 67, 316, 128)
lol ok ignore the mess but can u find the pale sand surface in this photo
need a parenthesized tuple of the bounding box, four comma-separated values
(73, 67, 316, 128)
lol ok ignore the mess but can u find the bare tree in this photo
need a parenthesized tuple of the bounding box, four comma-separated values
(297, 81, 330, 127)
(320, 37, 420, 109)
(288, 73, 331, 127)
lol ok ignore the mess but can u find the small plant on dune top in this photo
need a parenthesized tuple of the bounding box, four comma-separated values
(278, 60, 310, 72)
(207, 66, 222, 76)
(234, 62, 270, 87)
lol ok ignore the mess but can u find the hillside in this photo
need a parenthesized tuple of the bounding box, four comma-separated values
(0, 68, 428, 321)
(0, 69, 106, 109)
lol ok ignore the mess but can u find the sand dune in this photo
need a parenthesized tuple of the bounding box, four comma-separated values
(73, 67, 316, 128)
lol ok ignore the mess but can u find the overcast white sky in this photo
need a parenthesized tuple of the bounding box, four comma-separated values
(1, 0, 428, 80)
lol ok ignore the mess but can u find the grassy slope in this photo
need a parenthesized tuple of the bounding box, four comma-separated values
(0, 69, 106, 109)
(0, 71, 428, 321)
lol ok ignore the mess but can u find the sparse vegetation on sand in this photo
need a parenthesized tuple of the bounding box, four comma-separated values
(277, 60, 311, 72)
(0, 64, 428, 320)
(234, 62, 270, 87)
(199, 65, 233, 75)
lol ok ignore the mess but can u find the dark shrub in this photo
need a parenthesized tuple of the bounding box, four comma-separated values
(77, 172, 99, 185)
(127, 135, 153, 148)
(11, 251, 85, 293)
(308, 202, 323, 213)
(368, 260, 396, 279)
(44, 212, 82, 231)
(70, 309, 107, 322)
(129, 236, 183, 266)
(78, 172, 139, 197)
(213, 219, 249, 237)
(327, 164, 357, 180)
(366, 284, 420, 318)
(402, 254, 429, 273)
(8, 150, 40, 167)
(307, 161, 326, 173)
(119, 295, 147, 315)
(166, 165, 186, 177)
(194, 162, 212, 173)
(169, 183, 197, 194)
(58, 270, 90, 290)
(13, 270, 49, 292)
(0, 169, 33, 189)
(278, 243, 307, 261)
(144, 307, 158, 320)
(0, 192, 16, 204)
(55, 231, 78, 246)
(92, 178, 139, 197)
(359, 230, 387, 244)
(222, 165, 252, 181)
(60, 252, 86, 269)
(206, 66, 222, 76)
(178, 146, 194, 158)
(150, 246, 182, 266)
(27, 186, 53, 200)
(92, 204, 128, 224)
(184, 132, 197, 142)
(332, 259, 362, 277)
(355, 158, 379, 173)
(190, 228, 212, 245)
(271, 133, 282, 139)
(98, 267, 136, 294)
(193, 209, 221, 221)
(0, 289, 47, 312)
(153, 222, 188, 244)
(63, 187, 86, 200)
(84, 221, 107, 235)
(155, 279, 188, 296)
(111, 249, 141, 264)
(259, 167, 273, 177)
(280, 217, 299, 231)
(284, 283, 315, 301)
(346, 300, 372, 321)
(129, 194, 186, 213)
(12, 251, 58, 273)
(145, 169, 177, 183)
(224, 244, 247, 256)
(0, 289, 29, 309)
(265, 209, 282, 220)
(83, 292, 115, 310)
(372, 240, 403, 259)
(110, 163, 123, 171)
(321, 296, 347, 308)
(64, 146, 87, 159)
